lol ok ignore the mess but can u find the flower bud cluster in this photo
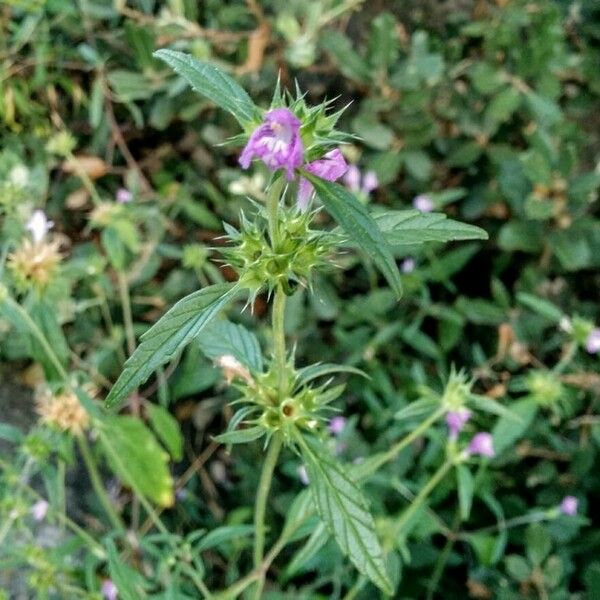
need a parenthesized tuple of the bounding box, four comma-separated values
(222, 206, 335, 296)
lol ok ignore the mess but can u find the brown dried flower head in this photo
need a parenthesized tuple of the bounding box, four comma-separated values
(35, 389, 90, 435)
(216, 354, 253, 385)
(8, 239, 62, 290)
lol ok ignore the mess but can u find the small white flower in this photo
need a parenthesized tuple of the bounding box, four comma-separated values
(26, 210, 54, 243)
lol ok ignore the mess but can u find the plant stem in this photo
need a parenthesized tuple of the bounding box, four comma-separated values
(5, 296, 69, 382)
(252, 433, 283, 599)
(272, 285, 287, 391)
(117, 271, 136, 358)
(266, 177, 285, 248)
(359, 407, 446, 479)
(77, 434, 126, 533)
(391, 459, 454, 538)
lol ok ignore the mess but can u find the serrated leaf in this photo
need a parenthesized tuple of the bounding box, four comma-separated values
(153, 49, 256, 126)
(306, 175, 402, 298)
(196, 319, 263, 372)
(100, 416, 174, 507)
(105, 283, 240, 408)
(374, 210, 488, 245)
(146, 403, 184, 461)
(299, 435, 393, 594)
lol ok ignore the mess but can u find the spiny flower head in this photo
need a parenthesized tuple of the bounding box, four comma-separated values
(8, 238, 62, 291)
(35, 389, 90, 436)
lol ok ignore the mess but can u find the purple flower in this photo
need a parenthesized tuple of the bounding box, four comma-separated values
(101, 580, 118, 600)
(413, 194, 434, 212)
(467, 432, 495, 458)
(116, 188, 132, 203)
(446, 409, 472, 440)
(297, 465, 309, 486)
(342, 165, 379, 196)
(31, 499, 49, 522)
(239, 108, 303, 180)
(343, 165, 361, 192)
(585, 329, 600, 354)
(362, 171, 379, 194)
(329, 416, 347, 436)
(559, 495, 578, 516)
(298, 149, 348, 210)
(401, 257, 416, 274)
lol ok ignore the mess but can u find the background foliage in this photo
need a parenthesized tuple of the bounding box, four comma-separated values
(1, 0, 599, 598)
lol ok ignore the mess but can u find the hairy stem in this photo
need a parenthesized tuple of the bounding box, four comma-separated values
(77, 434, 126, 533)
(252, 434, 283, 598)
(272, 285, 287, 391)
(392, 459, 454, 538)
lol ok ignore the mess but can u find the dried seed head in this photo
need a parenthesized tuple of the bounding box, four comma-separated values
(35, 389, 90, 435)
(8, 239, 62, 290)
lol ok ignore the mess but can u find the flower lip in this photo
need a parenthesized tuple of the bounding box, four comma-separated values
(446, 408, 472, 440)
(585, 328, 600, 354)
(298, 148, 348, 210)
(239, 107, 303, 180)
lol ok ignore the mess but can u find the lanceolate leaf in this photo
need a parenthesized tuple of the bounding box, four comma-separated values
(374, 210, 488, 246)
(100, 416, 174, 507)
(306, 174, 402, 298)
(105, 283, 240, 408)
(299, 435, 393, 594)
(153, 49, 257, 126)
(196, 319, 263, 372)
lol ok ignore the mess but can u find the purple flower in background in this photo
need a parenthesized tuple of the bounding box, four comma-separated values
(585, 328, 600, 354)
(101, 579, 118, 600)
(329, 415, 347, 436)
(467, 432, 495, 458)
(31, 499, 49, 522)
(116, 188, 132, 203)
(343, 165, 379, 196)
(298, 149, 348, 210)
(560, 495, 578, 516)
(401, 257, 416, 274)
(413, 194, 434, 212)
(362, 171, 379, 194)
(343, 165, 361, 192)
(446, 409, 472, 440)
(239, 108, 303, 180)
(298, 465, 309, 486)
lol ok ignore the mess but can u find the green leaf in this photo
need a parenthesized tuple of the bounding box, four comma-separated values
(196, 319, 263, 372)
(505, 555, 532, 582)
(153, 49, 257, 126)
(456, 465, 474, 521)
(306, 175, 402, 298)
(492, 397, 539, 455)
(295, 363, 368, 387)
(100, 416, 174, 507)
(146, 403, 184, 461)
(374, 210, 488, 246)
(105, 283, 240, 408)
(213, 426, 265, 446)
(395, 398, 439, 421)
(284, 522, 329, 578)
(516, 292, 563, 323)
(298, 435, 392, 594)
(526, 524, 552, 566)
(195, 525, 254, 552)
